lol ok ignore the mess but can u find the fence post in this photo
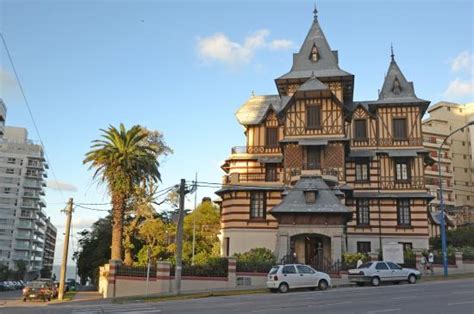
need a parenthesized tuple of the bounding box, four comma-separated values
(455, 251, 464, 271)
(157, 261, 171, 294)
(108, 260, 121, 298)
(228, 257, 237, 288)
(415, 251, 423, 273)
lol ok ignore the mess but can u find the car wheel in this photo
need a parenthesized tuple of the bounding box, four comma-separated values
(318, 279, 328, 291)
(408, 274, 417, 284)
(278, 282, 289, 293)
(356, 282, 365, 287)
(371, 277, 380, 287)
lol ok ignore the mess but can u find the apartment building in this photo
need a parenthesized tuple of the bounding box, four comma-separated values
(0, 99, 54, 273)
(423, 102, 474, 230)
(42, 218, 57, 275)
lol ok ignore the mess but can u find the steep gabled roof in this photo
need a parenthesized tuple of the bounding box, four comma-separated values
(235, 95, 282, 125)
(297, 75, 329, 91)
(277, 13, 352, 80)
(271, 176, 351, 214)
(372, 56, 429, 106)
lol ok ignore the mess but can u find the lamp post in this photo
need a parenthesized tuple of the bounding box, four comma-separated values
(437, 120, 474, 277)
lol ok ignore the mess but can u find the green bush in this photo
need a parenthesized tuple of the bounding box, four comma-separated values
(342, 252, 369, 265)
(171, 257, 228, 277)
(429, 226, 474, 249)
(461, 247, 474, 261)
(234, 248, 276, 273)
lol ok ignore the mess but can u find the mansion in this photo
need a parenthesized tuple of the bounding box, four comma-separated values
(216, 9, 434, 266)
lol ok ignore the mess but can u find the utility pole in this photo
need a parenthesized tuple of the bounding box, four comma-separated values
(174, 179, 186, 295)
(191, 172, 198, 266)
(58, 198, 73, 301)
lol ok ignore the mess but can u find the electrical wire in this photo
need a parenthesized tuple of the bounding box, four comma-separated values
(74, 204, 110, 212)
(0, 33, 66, 202)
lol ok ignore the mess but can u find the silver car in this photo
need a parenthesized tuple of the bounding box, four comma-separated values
(348, 261, 421, 287)
(266, 264, 331, 293)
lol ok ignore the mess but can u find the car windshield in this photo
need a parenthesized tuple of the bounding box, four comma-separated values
(269, 266, 279, 275)
(358, 262, 373, 269)
(28, 282, 47, 289)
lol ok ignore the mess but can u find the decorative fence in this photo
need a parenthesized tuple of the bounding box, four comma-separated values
(116, 265, 157, 278)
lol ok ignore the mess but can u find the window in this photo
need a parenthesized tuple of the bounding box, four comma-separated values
(397, 199, 411, 226)
(395, 158, 410, 181)
(265, 127, 278, 147)
(250, 192, 266, 219)
(393, 118, 407, 140)
(7, 158, 15, 164)
(375, 262, 389, 270)
(387, 262, 402, 270)
(354, 119, 367, 139)
(265, 164, 277, 182)
(5, 169, 14, 175)
(4, 187, 10, 194)
(224, 237, 230, 257)
(356, 199, 370, 226)
(399, 242, 413, 252)
(306, 146, 321, 170)
(305, 191, 316, 204)
(296, 265, 315, 274)
(282, 265, 296, 274)
(355, 159, 370, 182)
(357, 241, 371, 254)
(306, 105, 321, 129)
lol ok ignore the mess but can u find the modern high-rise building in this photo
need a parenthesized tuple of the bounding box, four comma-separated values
(423, 101, 474, 230)
(0, 98, 55, 273)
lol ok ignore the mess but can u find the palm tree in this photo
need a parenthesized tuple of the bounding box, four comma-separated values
(83, 124, 160, 261)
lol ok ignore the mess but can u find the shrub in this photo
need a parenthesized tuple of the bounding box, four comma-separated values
(461, 247, 474, 261)
(429, 226, 474, 249)
(342, 252, 369, 265)
(234, 248, 276, 273)
(170, 257, 228, 277)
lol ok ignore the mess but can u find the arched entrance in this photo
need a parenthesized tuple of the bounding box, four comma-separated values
(290, 233, 331, 268)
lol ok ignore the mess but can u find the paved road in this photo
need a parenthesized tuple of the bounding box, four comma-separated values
(0, 279, 473, 314)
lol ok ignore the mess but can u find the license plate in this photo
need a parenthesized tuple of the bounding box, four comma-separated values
(29, 294, 36, 297)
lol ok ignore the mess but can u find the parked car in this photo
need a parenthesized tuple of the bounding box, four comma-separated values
(22, 281, 54, 302)
(266, 264, 331, 293)
(348, 261, 421, 287)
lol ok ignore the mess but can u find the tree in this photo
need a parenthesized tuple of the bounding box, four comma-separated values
(74, 216, 112, 285)
(182, 199, 220, 264)
(83, 124, 161, 261)
(136, 217, 174, 265)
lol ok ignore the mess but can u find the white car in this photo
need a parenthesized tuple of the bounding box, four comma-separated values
(348, 261, 421, 287)
(266, 264, 331, 293)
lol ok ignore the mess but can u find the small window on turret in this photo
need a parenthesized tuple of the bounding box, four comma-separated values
(305, 191, 316, 204)
(310, 44, 318, 62)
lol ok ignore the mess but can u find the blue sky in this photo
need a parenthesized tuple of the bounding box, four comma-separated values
(0, 0, 473, 270)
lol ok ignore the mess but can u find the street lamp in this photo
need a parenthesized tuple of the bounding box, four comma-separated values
(438, 120, 474, 277)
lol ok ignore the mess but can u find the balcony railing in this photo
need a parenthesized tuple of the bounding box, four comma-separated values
(223, 172, 281, 184)
(379, 176, 425, 190)
(231, 145, 281, 154)
(350, 138, 423, 147)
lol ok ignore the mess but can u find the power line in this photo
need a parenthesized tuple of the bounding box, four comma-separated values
(0, 33, 65, 201)
(74, 204, 110, 212)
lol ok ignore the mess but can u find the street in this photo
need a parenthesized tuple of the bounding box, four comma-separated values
(0, 278, 472, 314)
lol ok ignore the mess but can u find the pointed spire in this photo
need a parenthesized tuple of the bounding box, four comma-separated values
(313, 3, 318, 22)
(390, 43, 395, 62)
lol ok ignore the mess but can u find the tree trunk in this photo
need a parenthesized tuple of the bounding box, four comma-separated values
(123, 232, 133, 266)
(111, 193, 125, 261)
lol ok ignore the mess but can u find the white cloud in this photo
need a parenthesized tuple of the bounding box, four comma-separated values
(47, 180, 78, 192)
(269, 39, 294, 50)
(450, 51, 474, 73)
(197, 29, 293, 66)
(443, 78, 474, 98)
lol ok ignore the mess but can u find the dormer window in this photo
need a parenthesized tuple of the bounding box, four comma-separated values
(304, 190, 317, 204)
(392, 77, 401, 94)
(310, 44, 319, 62)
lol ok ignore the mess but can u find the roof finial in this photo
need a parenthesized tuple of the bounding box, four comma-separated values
(251, 90, 255, 97)
(313, 3, 318, 22)
(390, 42, 395, 62)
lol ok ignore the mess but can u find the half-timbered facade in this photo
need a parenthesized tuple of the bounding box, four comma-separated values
(217, 9, 432, 266)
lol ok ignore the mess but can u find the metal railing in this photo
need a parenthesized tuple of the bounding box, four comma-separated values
(350, 137, 424, 147)
(116, 265, 157, 278)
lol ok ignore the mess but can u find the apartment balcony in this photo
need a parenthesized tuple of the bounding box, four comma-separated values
(17, 221, 34, 229)
(424, 178, 454, 190)
(425, 168, 453, 178)
(231, 145, 281, 155)
(12, 254, 30, 260)
(379, 176, 425, 190)
(287, 166, 340, 184)
(24, 181, 43, 189)
(15, 233, 32, 240)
